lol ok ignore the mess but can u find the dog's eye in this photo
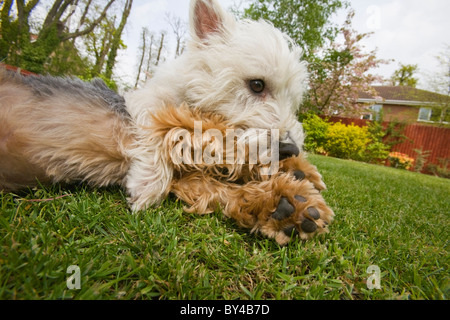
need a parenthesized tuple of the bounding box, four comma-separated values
(249, 80, 265, 94)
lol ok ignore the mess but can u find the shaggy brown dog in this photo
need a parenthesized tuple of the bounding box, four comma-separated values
(1, 0, 337, 244)
(0, 68, 133, 191)
(0, 68, 333, 245)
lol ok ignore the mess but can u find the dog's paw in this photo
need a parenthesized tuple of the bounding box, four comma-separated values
(255, 175, 334, 245)
(279, 155, 327, 191)
(270, 192, 332, 245)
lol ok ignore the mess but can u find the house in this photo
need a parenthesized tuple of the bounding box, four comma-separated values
(358, 86, 450, 125)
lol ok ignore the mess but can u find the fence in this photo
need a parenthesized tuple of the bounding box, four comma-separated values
(323, 116, 450, 172)
(2, 64, 37, 76)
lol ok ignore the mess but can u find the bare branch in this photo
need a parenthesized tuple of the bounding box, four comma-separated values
(61, 0, 79, 25)
(25, 0, 41, 13)
(166, 13, 187, 57)
(135, 28, 148, 88)
(78, 0, 93, 28)
(42, 0, 64, 30)
(154, 32, 165, 67)
(61, 0, 115, 41)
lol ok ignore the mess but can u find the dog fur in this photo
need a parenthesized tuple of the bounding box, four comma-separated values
(0, 0, 333, 244)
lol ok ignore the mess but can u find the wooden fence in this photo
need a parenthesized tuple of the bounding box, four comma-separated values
(390, 124, 450, 168)
(324, 116, 450, 172)
(2, 64, 37, 76)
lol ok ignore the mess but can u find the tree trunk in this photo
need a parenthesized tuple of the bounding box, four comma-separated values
(104, 0, 133, 80)
(155, 32, 165, 67)
(135, 28, 147, 88)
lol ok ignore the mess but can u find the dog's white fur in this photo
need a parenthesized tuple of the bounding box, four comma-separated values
(125, 0, 308, 210)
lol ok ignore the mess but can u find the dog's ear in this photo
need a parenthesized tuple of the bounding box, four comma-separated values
(189, 0, 233, 42)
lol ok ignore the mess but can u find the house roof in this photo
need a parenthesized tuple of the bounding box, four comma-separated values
(358, 86, 450, 106)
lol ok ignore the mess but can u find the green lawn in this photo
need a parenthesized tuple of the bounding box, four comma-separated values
(0, 155, 448, 300)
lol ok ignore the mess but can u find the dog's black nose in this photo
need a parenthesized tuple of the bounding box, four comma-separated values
(279, 142, 300, 160)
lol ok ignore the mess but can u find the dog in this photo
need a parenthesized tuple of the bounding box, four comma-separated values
(0, 0, 333, 245)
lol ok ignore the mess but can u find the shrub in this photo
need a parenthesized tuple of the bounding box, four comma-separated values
(363, 140, 390, 164)
(325, 122, 371, 161)
(413, 148, 431, 172)
(364, 120, 390, 164)
(301, 115, 390, 164)
(382, 120, 409, 149)
(426, 158, 450, 179)
(301, 114, 329, 154)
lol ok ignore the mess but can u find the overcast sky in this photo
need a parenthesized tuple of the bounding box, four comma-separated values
(115, 0, 450, 91)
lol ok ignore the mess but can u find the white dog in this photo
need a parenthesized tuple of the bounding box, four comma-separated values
(126, 0, 308, 210)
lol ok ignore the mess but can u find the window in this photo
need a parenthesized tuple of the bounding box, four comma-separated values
(418, 107, 449, 123)
(418, 107, 432, 121)
(362, 104, 382, 120)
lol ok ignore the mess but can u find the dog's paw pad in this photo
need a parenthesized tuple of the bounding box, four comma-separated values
(256, 178, 334, 245)
(294, 195, 307, 203)
(283, 225, 299, 237)
(271, 197, 294, 220)
(307, 207, 320, 220)
(301, 219, 318, 233)
(293, 170, 305, 181)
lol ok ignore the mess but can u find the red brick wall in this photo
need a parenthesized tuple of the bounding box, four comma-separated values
(382, 104, 419, 123)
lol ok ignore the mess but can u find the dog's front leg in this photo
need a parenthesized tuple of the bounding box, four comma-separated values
(170, 171, 333, 245)
(126, 134, 173, 211)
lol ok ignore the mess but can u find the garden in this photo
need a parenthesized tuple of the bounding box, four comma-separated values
(300, 114, 449, 178)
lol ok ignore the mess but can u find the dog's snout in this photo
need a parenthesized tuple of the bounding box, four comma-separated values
(279, 142, 300, 160)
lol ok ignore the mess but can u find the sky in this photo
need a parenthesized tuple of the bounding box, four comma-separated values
(115, 0, 450, 91)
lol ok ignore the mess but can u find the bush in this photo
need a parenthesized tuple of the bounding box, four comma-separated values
(325, 122, 371, 161)
(413, 148, 431, 172)
(363, 140, 390, 164)
(426, 158, 450, 179)
(364, 120, 390, 164)
(301, 114, 329, 154)
(301, 115, 390, 164)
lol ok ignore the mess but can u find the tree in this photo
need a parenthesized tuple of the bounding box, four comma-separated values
(423, 45, 450, 123)
(104, 0, 133, 80)
(242, 1, 386, 116)
(134, 29, 167, 87)
(426, 44, 450, 95)
(166, 13, 187, 58)
(0, 0, 131, 83)
(135, 27, 149, 88)
(0, 0, 116, 73)
(154, 32, 166, 68)
(242, 0, 349, 60)
(391, 63, 418, 87)
(304, 11, 387, 116)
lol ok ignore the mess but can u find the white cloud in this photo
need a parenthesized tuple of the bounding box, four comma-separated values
(133, 0, 168, 22)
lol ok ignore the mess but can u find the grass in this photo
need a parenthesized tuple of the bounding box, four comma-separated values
(0, 155, 449, 300)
